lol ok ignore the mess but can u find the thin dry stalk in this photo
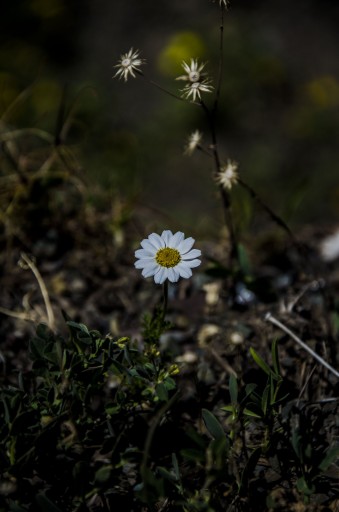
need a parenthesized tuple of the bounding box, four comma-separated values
(20, 253, 55, 330)
(265, 312, 339, 379)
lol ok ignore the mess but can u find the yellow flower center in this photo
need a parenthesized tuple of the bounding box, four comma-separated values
(155, 247, 181, 268)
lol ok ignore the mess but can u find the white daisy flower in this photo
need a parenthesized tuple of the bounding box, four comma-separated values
(215, 159, 239, 190)
(135, 230, 201, 284)
(113, 48, 145, 82)
(184, 130, 203, 156)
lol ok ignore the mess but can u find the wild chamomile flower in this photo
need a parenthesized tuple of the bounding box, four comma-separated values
(113, 48, 145, 82)
(215, 160, 239, 190)
(135, 230, 201, 284)
(184, 130, 203, 156)
(176, 59, 213, 102)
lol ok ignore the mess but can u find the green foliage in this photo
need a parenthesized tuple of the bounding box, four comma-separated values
(142, 306, 171, 345)
(0, 318, 180, 511)
(1, 323, 338, 511)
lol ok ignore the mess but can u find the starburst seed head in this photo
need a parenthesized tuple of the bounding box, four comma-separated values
(113, 48, 145, 82)
(212, 0, 230, 7)
(184, 130, 203, 156)
(176, 59, 207, 83)
(181, 80, 213, 102)
(216, 160, 239, 190)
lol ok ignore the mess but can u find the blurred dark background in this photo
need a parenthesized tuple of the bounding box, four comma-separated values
(2, 0, 339, 236)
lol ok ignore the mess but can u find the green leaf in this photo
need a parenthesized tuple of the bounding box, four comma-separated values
(229, 374, 238, 404)
(180, 448, 205, 462)
(221, 405, 235, 413)
(261, 384, 269, 416)
(110, 359, 130, 376)
(271, 339, 280, 376)
(155, 383, 168, 401)
(66, 321, 90, 334)
(36, 323, 53, 341)
(29, 337, 47, 360)
(95, 465, 112, 483)
(202, 409, 225, 440)
(164, 377, 176, 391)
(139, 466, 165, 501)
(291, 429, 302, 460)
(296, 476, 315, 495)
(243, 407, 262, 419)
(318, 445, 339, 471)
(239, 447, 261, 493)
(66, 321, 93, 345)
(2, 397, 11, 424)
(243, 383, 257, 401)
(157, 466, 177, 482)
(172, 453, 180, 481)
(208, 436, 229, 467)
(250, 347, 276, 379)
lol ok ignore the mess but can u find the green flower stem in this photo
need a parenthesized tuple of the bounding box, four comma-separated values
(162, 280, 169, 322)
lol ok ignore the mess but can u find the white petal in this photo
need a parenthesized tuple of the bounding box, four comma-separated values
(134, 259, 146, 269)
(140, 239, 156, 254)
(182, 61, 190, 74)
(135, 258, 154, 269)
(167, 267, 180, 283)
(148, 233, 165, 250)
(181, 248, 201, 260)
(161, 230, 173, 245)
(176, 263, 192, 279)
(185, 258, 201, 268)
(177, 237, 195, 254)
(142, 264, 158, 278)
(169, 231, 185, 248)
(135, 248, 153, 258)
(154, 267, 167, 284)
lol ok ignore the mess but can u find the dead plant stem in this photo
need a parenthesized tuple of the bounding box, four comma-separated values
(265, 312, 339, 379)
(20, 253, 55, 330)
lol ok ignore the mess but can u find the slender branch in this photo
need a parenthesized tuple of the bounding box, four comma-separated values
(200, 100, 239, 266)
(205, 344, 237, 377)
(0, 306, 35, 322)
(139, 72, 194, 104)
(213, 5, 225, 114)
(238, 178, 297, 243)
(265, 312, 339, 379)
